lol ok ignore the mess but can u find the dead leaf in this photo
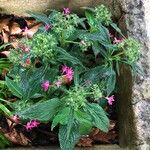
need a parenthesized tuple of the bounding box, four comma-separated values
(22, 23, 43, 38)
(25, 19, 38, 28)
(109, 120, 116, 130)
(10, 22, 22, 35)
(2, 29, 9, 43)
(4, 128, 31, 146)
(90, 129, 117, 144)
(0, 18, 10, 33)
(77, 137, 93, 147)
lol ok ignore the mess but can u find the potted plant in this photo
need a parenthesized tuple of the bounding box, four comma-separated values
(0, 5, 140, 150)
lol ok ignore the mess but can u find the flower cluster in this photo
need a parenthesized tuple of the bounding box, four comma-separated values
(95, 5, 112, 25)
(24, 120, 40, 131)
(41, 65, 74, 92)
(61, 65, 74, 82)
(25, 33, 58, 62)
(41, 80, 50, 92)
(105, 95, 115, 105)
(64, 86, 86, 110)
(118, 37, 140, 63)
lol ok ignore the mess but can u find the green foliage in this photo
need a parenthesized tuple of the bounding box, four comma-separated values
(86, 103, 109, 132)
(17, 98, 61, 121)
(3, 4, 141, 150)
(0, 133, 10, 148)
(5, 76, 22, 99)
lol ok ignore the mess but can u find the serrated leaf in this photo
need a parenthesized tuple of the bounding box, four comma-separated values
(5, 76, 22, 98)
(86, 103, 109, 132)
(59, 122, 80, 150)
(75, 110, 92, 134)
(82, 66, 107, 84)
(51, 107, 71, 130)
(98, 23, 111, 43)
(27, 11, 50, 24)
(56, 47, 83, 66)
(106, 69, 116, 96)
(17, 98, 61, 121)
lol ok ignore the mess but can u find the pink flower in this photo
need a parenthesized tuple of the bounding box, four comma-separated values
(41, 80, 49, 91)
(24, 122, 33, 131)
(113, 37, 123, 44)
(44, 24, 52, 32)
(24, 47, 30, 53)
(30, 120, 40, 127)
(61, 65, 74, 82)
(105, 95, 115, 105)
(63, 8, 71, 15)
(55, 80, 62, 87)
(62, 65, 68, 74)
(24, 120, 40, 131)
(65, 74, 73, 81)
(11, 114, 20, 123)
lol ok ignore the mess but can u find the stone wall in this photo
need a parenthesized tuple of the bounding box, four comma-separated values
(122, 0, 150, 149)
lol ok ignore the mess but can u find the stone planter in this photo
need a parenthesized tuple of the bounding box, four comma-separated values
(1, 0, 150, 150)
(0, 0, 122, 18)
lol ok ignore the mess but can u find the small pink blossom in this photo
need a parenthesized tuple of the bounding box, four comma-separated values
(12, 114, 20, 123)
(55, 80, 62, 87)
(24, 47, 30, 53)
(44, 24, 52, 32)
(62, 65, 68, 74)
(41, 80, 49, 91)
(61, 65, 74, 82)
(105, 95, 115, 105)
(113, 37, 123, 44)
(30, 120, 40, 127)
(63, 8, 71, 15)
(24, 122, 33, 131)
(65, 74, 73, 82)
(24, 120, 40, 131)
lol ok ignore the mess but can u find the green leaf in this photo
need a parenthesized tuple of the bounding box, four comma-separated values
(59, 122, 80, 150)
(56, 47, 83, 66)
(17, 98, 61, 121)
(27, 11, 50, 24)
(0, 133, 10, 148)
(20, 66, 47, 100)
(85, 11, 95, 27)
(86, 103, 109, 132)
(74, 67, 80, 86)
(51, 107, 71, 130)
(0, 103, 12, 117)
(106, 69, 116, 96)
(92, 41, 108, 58)
(82, 66, 107, 84)
(110, 23, 125, 38)
(5, 76, 22, 98)
(98, 23, 111, 43)
(75, 110, 92, 134)
(99, 98, 107, 109)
